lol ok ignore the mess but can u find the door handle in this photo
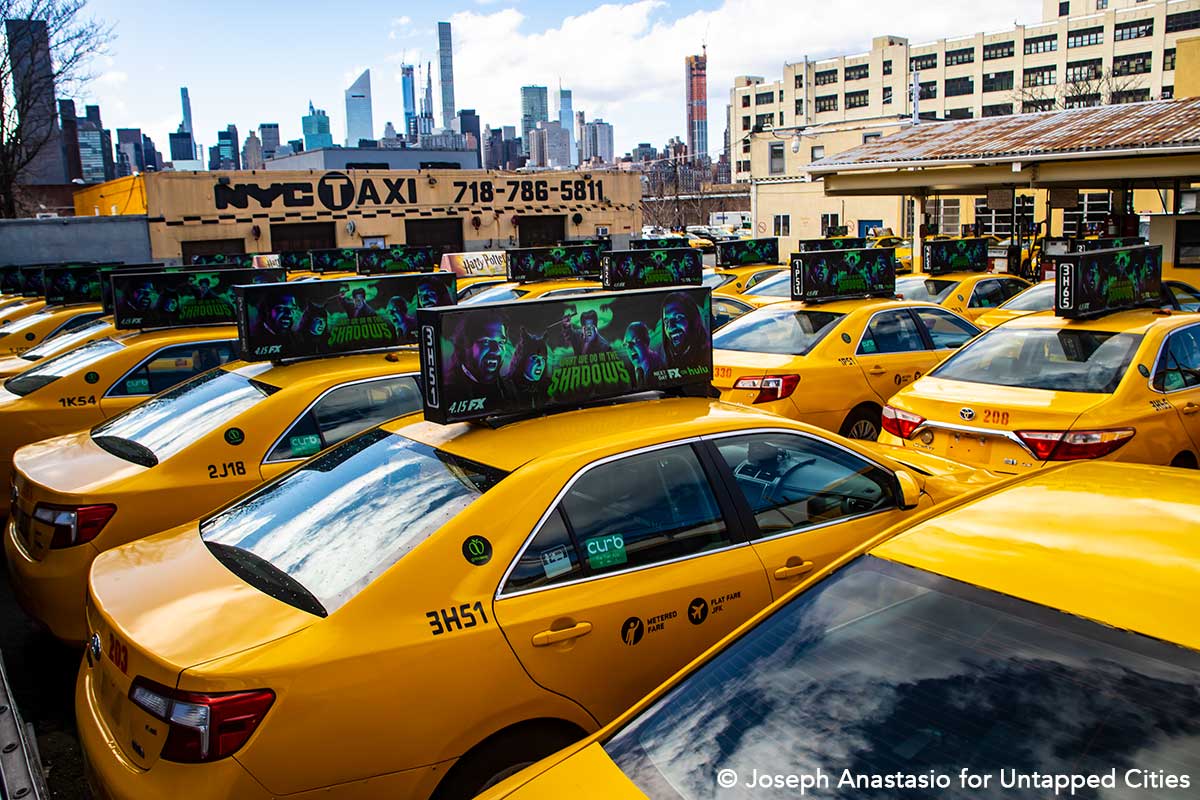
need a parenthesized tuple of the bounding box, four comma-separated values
(1183, 403, 1200, 416)
(867, 366, 887, 376)
(774, 561, 815, 580)
(532, 622, 593, 647)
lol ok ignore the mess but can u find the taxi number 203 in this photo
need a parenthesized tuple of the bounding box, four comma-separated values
(452, 178, 606, 204)
(426, 601, 490, 636)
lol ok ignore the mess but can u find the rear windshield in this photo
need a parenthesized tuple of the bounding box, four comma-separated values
(744, 272, 791, 298)
(4, 337, 124, 396)
(713, 306, 844, 356)
(92, 368, 273, 465)
(460, 285, 529, 305)
(702, 272, 735, 289)
(200, 429, 506, 614)
(895, 276, 957, 303)
(605, 556, 1200, 799)
(997, 281, 1053, 312)
(932, 327, 1142, 393)
(0, 309, 56, 335)
(21, 318, 112, 361)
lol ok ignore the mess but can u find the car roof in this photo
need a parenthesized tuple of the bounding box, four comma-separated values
(109, 324, 239, 347)
(387, 396, 808, 473)
(224, 349, 422, 390)
(995, 307, 1192, 334)
(872, 461, 1200, 651)
(483, 279, 603, 294)
(897, 271, 1005, 282)
(749, 297, 954, 315)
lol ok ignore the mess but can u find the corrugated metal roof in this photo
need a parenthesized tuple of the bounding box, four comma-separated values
(808, 98, 1200, 173)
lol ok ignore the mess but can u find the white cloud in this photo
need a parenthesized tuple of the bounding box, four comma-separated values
(96, 70, 128, 86)
(391, 15, 412, 26)
(431, 0, 1042, 154)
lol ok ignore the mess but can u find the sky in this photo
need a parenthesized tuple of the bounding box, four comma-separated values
(75, 0, 1043, 161)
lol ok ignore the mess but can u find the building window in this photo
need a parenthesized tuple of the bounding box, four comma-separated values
(914, 198, 963, 236)
(945, 76, 974, 97)
(911, 53, 937, 71)
(1058, 1, 1069, 16)
(1112, 52, 1151, 76)
(983, 71, 1013, 93)
(1165, 49, 1177, 71)
(1111, 88, 1151, 104)
(1114, 19, 1152, 40)
(919, 80, 937, 100)
(845, 64, 869, 81)
(741, 115, 751, 131)
(737, 160, 751, 173)
(1166, 10, 1200, 33)
(820, 213, 840, 236)
(815, 94, 838, 112)
(974, 195, 1035, 237)
(983, 41, 1014, 60)
(1064, 93, 1101, 109)
(1164, 85, 1175, 100)
(740, 95, 750, 108)
(1067, 26, 1103, 48)
(1023, 98, 1057, 113)
(755, 91, 775, 105)
(769, 142, 785, 175)
(794, 98, 805, 116)
(811, 145, 825, 161)
(946, 47, 975, 66)
(755, 113, 775, 129)
(773, 214, 791, 236)
(1024, 34, 1058, 54)
(883, 60, 893, 75)
(815, 69, 839, 86)
(883, 86, 893, 105)
(1096, 0, 1107, 8)
(945, 108, 974, 120)
(1066, 58, 1102, 82)
(863, 132, 882, 143)
(1024, 65, 1057, 87)
(845, 90, 869, 109)
(983, 103, 1013, 117)
(742, 140, 750, 153)
(918, 110, 937, 120)
(1063, 192, 1110, 236)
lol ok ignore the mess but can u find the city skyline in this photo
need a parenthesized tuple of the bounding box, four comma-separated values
(73, 0, 1043, 161)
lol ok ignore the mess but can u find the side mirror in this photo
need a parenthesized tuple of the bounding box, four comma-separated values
(896, 469, 922, 510)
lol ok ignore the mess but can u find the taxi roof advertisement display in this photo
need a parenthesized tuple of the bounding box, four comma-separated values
(0, 265, 19, 295)
(1055, 245, 1162, 319)
(356, 245, 435, 275)
(235, 273, 456, 360)
(112, 267, 284, 329)
(310, 248, 359, 273)
(795, 237, 868, 253)
(279, 251, 314, 272)
(506, 244, 601, 283)
(601, 248, 702, 290)
(440, 251, 506, 277)
(791, 248, 896, 302)
(418, 287, 714, 424)
(44, 266, 106, 305)
(716, 237, 778, 267)
(190, 253, 253, 267)
(18, 265, 45, 296)
(923, 238, 990, 275)
(1073, 236, 1146, 252)
(631, 237, 689, 250)
(99, 263, 171, 314)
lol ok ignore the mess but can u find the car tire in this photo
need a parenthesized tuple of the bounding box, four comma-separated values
(840, 405, 882, 441)
(430, 720, 586, 800)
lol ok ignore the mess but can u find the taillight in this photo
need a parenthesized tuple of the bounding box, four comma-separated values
(1015, 428, 1135, 461)
(881, 405, 925, 439)
(732, 374, 800, 404)
(129, 678, 275, 763)
(33, 503, 115, 548)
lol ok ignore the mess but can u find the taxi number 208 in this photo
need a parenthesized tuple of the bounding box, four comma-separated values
(426, 601, 490, 636)
(982, 409, 1011, 426)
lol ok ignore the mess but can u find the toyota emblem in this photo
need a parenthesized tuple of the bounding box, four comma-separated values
(88, 633, 102, 666)
(959, 408, 976, 421)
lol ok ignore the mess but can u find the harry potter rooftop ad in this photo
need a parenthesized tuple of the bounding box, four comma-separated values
(111, 268, 284, 330)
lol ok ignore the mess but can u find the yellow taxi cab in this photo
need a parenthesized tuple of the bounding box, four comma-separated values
(459, 278, 604, 305)
(0, 297, 47, 325)
(871, 235, 913, 271)
(455, 274, 509, 300)
(895, 271, 1031, 322)
(713, 298, 980, 440)
(975, 278, 1200, 329)
(77, 290, 994, 800)
(0, 317, 115, 379)
(477, 461, 1200, 799)
(0, 303, 104, 356)
(712, 270, 793, 310)
(704, 265, 785, 297)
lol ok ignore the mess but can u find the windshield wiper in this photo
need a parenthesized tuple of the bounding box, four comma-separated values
(205, 541, 328, 618)
(91, 435, 159, 468)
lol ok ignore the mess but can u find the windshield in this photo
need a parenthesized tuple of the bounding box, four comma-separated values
(997, 282, 1053, 312)
(21, 318, 112, 362)
(460, 285, 528, 305)
(713, 307, 844, 356)
(932, 327, 1141, 393)
(744, 272, 791, 298)
(92, 368, 272, 465)
(702, 272, 735, 289)
(200, 429, 506, 614)
(4, 337, 124, 396)
(605, 556, 1200, 799)
(895, 277, 958, 303)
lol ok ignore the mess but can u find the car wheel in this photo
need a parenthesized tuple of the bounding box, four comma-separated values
(430, 720, 585, 800)
(840, 406, 882, 441)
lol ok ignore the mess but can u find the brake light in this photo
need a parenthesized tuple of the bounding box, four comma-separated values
(1015, 428, 1135, 461)
(129, 678, 275, 763)
(33, 503, 115, 548)
(732, 374, 800, 404)
(881, 405, 925, 439)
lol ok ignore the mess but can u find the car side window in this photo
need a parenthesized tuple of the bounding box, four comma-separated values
(1154, 327, 1200, 392)
(913, 308, 978, 350)
(713, 298, 750, 329)
(858, 310, 926, 355)
(712, 433, 897, 538)
(969, 280, 1006, 309)
(108, 341, 235, 396)
(266, 376, 422, 461)
(558, 445, 731, 577)
(502, 508, 583, 593)
(743, 270, 780, 289)
(1168, 284, 1200, 313)
(1000, 279, 1029, 300)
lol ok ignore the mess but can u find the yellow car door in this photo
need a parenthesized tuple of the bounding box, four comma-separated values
(493, 442, 772, 724)
(911, 306, 980, 362)
(705, 431, 912, 599)
(965, 277, 1030, 322)
(855, 308, 939, 400)
(1152, 324, 1200, 459)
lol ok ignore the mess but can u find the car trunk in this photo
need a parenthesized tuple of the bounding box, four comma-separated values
(712, 349, 801, 402)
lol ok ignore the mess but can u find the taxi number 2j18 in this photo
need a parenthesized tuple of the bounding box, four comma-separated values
(426, 601, 491, 636)
(207, 461, 247, 479)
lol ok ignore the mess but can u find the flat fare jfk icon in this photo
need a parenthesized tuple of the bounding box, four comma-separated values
(214, 171, 420, 211)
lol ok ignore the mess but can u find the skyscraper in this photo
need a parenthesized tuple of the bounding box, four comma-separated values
(78, 105, 113, 183)
(242, 131, 264, 170)
(456, 109, 480, 162)
(529, 120, 571, 168)
(401, 63, 417, 140)
(555, 88, 577, 167)
(302, 101, 333, 150)
(168, 132, 194, 163)
(210, 125, 240, 170)
(6, 19, 65, 184)
(259, 123, 280, 161)
(581, 119, 614, 164)
(141, 134, 161, 171)
(685, 48, 708, 163)
(437, 22, 456, 131)
(58, 100, 82, 182)
(520, 86, 548, 156)
(115, 129, 144, 177)
(344, 69, 374, 146)
(482, 125, 503, 170)
(180, 87, 193, 134)
(417, 63, 436, 137)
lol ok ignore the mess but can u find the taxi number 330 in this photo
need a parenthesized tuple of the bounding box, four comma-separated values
(426, 601, 490, 636)
(207, 461, 247, 479)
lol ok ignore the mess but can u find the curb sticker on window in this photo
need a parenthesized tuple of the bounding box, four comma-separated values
(861, 339, 877, 353)
(541, 545, 572, 578)
(289, 434, 322, 457)
(125, 377, 150, 394)
(585, 533, 626, 570)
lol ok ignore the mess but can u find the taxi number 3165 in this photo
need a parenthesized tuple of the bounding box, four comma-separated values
(426, 601, 490, 636)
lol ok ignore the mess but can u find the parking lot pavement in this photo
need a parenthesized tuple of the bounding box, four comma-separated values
(0, 564, 86, 798)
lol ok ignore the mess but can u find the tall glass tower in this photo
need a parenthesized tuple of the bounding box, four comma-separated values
(401, 64, 417, 140)
(344, 69, 374, 146)
(437, 22, 456, 132)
